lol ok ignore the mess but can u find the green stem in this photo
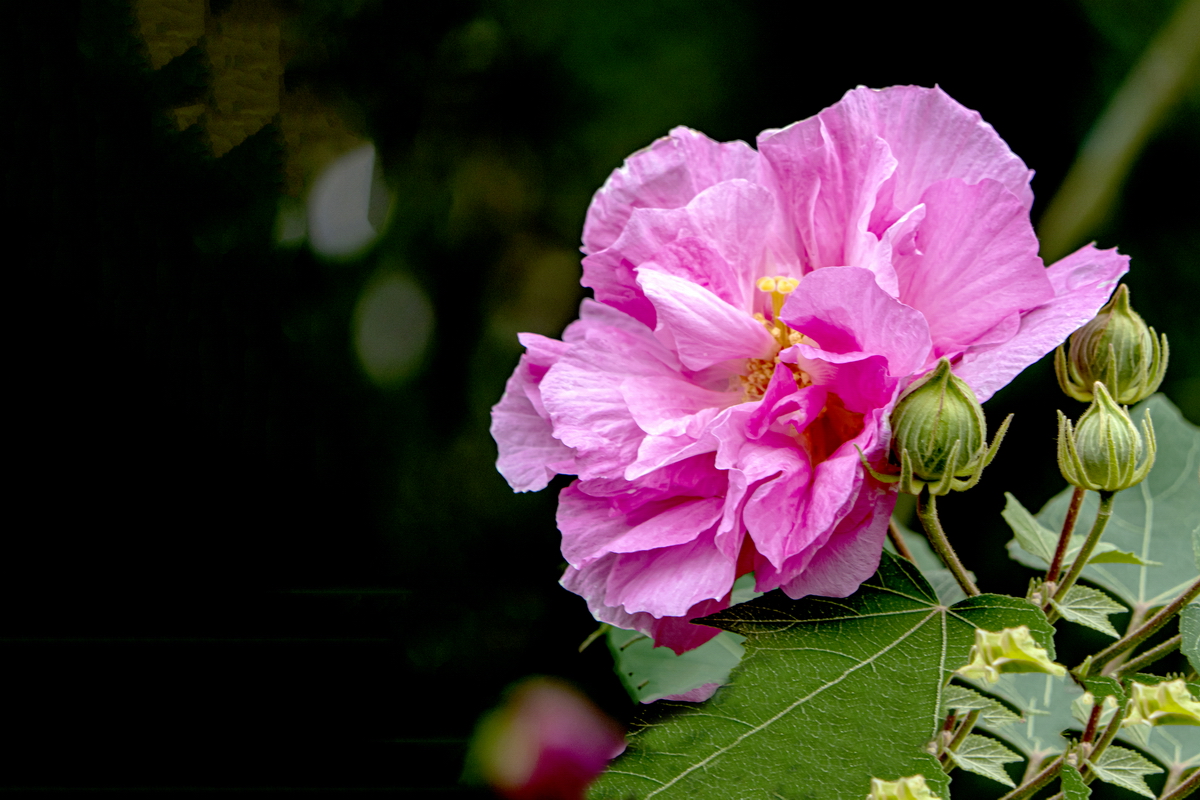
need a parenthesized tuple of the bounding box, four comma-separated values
(996, 756, 1064, 800)
(1161, 767, 1199, 800)
(1080, 696, 1131, 784)
(1051, 491, 1116, 606)
(1046, 486, 1086, 585)
(916, 491, 980, 597)
(1110, 634, 1183, 678)
(1088, 576, 1200, 673)
(888, 519, 916, 563)
(941, 710, 981, 772)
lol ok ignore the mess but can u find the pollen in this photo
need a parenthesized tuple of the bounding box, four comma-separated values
(757, 274, 799, 322)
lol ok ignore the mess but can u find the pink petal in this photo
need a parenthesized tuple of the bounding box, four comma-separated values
(651, 682, 721, 704)
(781, 266, 932, 377)
(955, 244, 1129, 401)
(780, 476, 895, 599)
(604, 529, 736, 618)
(491, 345, 576, 492)
(893, 178, 1052, 355)
(638, 268, 777, 371)
(583, 126, 762, 255)
(620, 376, 738, 438)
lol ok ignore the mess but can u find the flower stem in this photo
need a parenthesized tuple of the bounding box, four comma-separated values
(1160, 764, 1198, 800)
(996, 756, 1064, 800)
(1110, 634, 1182, 678)
(1087, 576, 1200, 674)
(1050, 491, 1116, 607)
(916, 491, 979, 597)
(1079, 696, 1129, 784)
(1046, 487, 1085, 584)
(888, 519, 916, 563)
(941, 709, 981, 772)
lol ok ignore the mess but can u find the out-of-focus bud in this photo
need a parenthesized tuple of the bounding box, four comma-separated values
(864, 359, 1011, 496)
(1055, 284, 1168, 404)
(955, 626, 1066, 684)
(1122, 680, 1200, 727)
(866, 774, 941, 800)
(467, 677, 625, 800)
(1057, 382, 1155, 493)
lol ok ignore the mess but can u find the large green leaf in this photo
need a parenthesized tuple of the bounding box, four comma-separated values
(589, 553, 1051, 800)
(1025, 396, 1200, 608)
(1183, 603, 1200, 675)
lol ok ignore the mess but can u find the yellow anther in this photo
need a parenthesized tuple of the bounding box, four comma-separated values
(775, 277, 799, 294)
(756, 277, 777, 293)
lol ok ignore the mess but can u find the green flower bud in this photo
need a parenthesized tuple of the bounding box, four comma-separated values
(1122, 680, 1200, 727)
(866, 774, 941, 800)
(863, 359, 1011, 496)
(1057, 382, 1155, 493)
(1055, 284, 1168, 404)
(955, 625, 1066, 684)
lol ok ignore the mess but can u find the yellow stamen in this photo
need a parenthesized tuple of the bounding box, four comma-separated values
(757, 274, 799, 321)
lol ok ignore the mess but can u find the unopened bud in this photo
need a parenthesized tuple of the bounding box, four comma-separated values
(866, 774, 941, 800)
(1057, 382, 1155, 493)
(868, 359, 1011, 496)
(955, 626, 1066, 684)
(1055, 284, 1168, 404)
(1123, 680, 1200, 727)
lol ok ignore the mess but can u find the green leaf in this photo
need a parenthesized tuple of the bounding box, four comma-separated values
(1060, 760, 1090, 800)
(588, 553, 1050, 800)
(1086, 744, 1163, 798)
(608, 627, 746, 704)
(942, 683, 1022, 727)
(1030, 396, 1200, 607)
(945, 733, 1022, 787)
(1082, 675, 1127, 705)
(1183, 603, 1200, 675)
(1003, 494, 1159, 569)
(970, 673, 1080, 758)
(1051, 585, 1127, 638)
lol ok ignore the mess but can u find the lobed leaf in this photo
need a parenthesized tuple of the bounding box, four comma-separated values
(1051, 585, 1127, 638)
(1004, 493, 1158, 569)
(1086, 744, 1162, 798)
(1060, 760, 1091, 800)
(589, 554, 1050, 800)
(945, 733, 1023, 787)
(942, 683, 1022, 727)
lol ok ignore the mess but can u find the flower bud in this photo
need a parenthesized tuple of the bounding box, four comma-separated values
(1122, 680, 1200, 727)
(1057, 382, 1155, 493)
(879, 359, 1011, 496)
(467, 677, 625, 800)
(955, 625, 1066, 685)
(866, 774, 941, 800)
(1055, 284, 1168, 404)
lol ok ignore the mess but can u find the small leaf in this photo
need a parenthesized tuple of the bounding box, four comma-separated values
(1086, 744, 1163, 798)
(1003, 493, 1059, 563)
(607, 626, 746, 704)
(942, 683, 1022, 727)
(945, 733, 1022, 787)
(1086, 545, 1161, 566)
(1060, 760, 1090, 800)
(1183, 603, 1200, 676)
(1051, 585, 1127, 638)
(1082, 675, 1127, 705)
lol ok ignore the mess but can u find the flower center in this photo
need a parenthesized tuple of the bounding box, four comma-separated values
(739, 276, 815, 401)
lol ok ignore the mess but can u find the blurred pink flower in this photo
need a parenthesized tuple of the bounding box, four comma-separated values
(472, 678, 625, 800)
(491, 85, 1127, 656)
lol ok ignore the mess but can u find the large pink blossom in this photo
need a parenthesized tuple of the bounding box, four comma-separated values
(491, 85, 1127, 655)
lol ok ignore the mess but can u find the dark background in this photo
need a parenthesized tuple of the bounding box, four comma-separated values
(10, 0, 1199, 794)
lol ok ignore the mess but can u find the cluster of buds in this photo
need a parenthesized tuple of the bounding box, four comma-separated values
(955, 626, 1066, 684)
(1122, 680, 1200, 727)
(863, 359, 1011, 496)
(1055, 283, 1164, 492)
(1056, 285, 1168, 404)
(866, 774, 941, 800)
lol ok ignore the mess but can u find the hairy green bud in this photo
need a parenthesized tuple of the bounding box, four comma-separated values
(1057, 382, 1155, 492)
(1123, 680, 1200, 727)
(955, 625, 1066, 684)
(866, 775, 941, 800)
(1055, 284, 1168, 404)
(861, 359, 1011, 496)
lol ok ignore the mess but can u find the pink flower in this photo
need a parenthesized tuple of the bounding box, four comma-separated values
(491, 85, 1127, 656)
(471, 677, 625, 800)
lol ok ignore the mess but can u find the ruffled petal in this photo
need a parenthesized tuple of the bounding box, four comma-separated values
(892, 178, 1051, 356)
(491, 337, 576, 492)
(583, 126, 762, 255)
(955, 244, 1129, 401)
(781, 266, 932, 377)
(638, 268, 777, 371)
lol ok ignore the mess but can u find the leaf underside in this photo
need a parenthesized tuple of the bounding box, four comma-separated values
(945, 733, 1022, 787)
(589, 553, 1051, 800)
(1086, 744, 1163, 799)
(1052, 585, 1126, 638)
